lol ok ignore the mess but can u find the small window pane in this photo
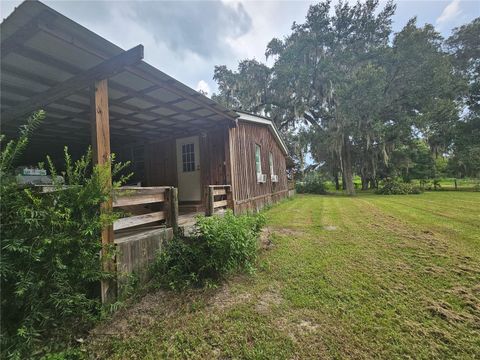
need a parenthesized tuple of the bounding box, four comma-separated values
(181, 142, 196, 172)
(255, 144, 262, 174)
(269, 152, 274, 175)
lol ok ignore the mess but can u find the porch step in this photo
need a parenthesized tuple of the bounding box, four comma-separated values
(179, 202, 205, 214)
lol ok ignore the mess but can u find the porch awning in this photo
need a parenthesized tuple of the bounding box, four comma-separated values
(1, 1, 238, 148)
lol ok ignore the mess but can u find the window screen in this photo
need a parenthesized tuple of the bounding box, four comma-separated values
(255, 144, 262, 174)
(182, 143, 196, 172)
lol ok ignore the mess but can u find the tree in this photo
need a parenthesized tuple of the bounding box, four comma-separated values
(212, 1, 469, 193)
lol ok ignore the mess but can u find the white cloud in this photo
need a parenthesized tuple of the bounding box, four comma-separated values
(436, 0, 462, 25)
(196, 80, 211, 96)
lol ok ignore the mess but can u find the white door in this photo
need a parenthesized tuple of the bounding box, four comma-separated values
(176, 136, 201, 202)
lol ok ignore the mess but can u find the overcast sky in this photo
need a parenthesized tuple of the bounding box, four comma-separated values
(1, 0, 479, 96)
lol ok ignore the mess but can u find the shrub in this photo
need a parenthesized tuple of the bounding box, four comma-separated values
(375, 179, 423, 195)
(0, 112, 130, 358)
(151, 211, 265, 290)
(295, 172, 327, 194)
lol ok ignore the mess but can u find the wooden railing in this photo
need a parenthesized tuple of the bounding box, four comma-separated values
(113, 186, 178, 233)
(205, 185, 232, 216)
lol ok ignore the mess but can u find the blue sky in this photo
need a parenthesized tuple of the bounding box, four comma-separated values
(1, 0, 479, 96)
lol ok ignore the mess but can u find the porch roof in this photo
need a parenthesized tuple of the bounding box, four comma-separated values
(1, 1, 238, 147)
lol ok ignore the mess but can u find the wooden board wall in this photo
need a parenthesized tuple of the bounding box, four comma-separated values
(143, 127, 227, 198)
(229, 121, 288, 212)
(144, 140, 177, 186)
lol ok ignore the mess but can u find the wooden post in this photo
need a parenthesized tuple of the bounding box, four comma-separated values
(91, 79, 116, 304)
(226, 186, 233, 211)
(224, 127, 237, 214)
(206, 186, 214, 216)
(165, 187, 179, 235)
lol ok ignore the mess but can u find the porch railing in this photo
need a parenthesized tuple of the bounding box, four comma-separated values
(205, 185, 233, 216)
(113, 186, 178, 233)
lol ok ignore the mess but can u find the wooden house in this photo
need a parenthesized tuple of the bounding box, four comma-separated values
(1, 1, 293, 300)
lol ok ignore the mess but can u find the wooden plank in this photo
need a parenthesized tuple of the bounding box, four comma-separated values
(1, 45, 144, 123)
(90, 78, 115, 304)
(224, 127, 236, 213)
(213, 200, 228, 209)
(208, 184, 231, 189)
(119, 186, 169, 190)
(113, 193, 164, 207)
(213, 189, 227, 196)
(113, 211, 166, 231)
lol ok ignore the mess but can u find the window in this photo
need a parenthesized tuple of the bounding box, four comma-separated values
(255, 144, 262, 175)
(269, 152, 274, 176)
(182, 143, 195, 172)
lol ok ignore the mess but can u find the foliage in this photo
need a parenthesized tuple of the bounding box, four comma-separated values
(151, 211, 265, 291)
(295, 172, 327, 194)
(375, 179, 423, 195)
(212, 1, 474, 193)
(0, 113, 130, 358)
(447, 115, 480, 178)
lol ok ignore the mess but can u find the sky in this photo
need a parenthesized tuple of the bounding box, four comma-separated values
(1, 0, 479, 97)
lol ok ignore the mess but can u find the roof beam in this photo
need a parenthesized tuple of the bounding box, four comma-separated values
(1, 44, 144, 123)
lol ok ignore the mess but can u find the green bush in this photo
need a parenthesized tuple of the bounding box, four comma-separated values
(295, 172, 327, 194)
(151, 210, 265, 290)
(375, 179, 423, 195)
(0, 112, 129, 358)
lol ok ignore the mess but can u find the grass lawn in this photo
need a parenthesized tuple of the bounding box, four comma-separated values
(87, 192, 480, 359)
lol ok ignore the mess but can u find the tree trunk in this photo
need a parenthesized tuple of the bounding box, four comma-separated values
(334, 174, 340, 191)
(342, 173, 346, 190)
(342, 138, 355, 195)
(361, 175, 368, 190)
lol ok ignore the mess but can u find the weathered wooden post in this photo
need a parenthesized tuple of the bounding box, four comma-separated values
(206, 186, 214, 216)
(165, 187, 179, 235)
(226, 185, 233, 211)
(91, 78, 116, 304)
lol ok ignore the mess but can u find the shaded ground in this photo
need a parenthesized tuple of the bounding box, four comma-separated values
(87, 192, 480, 359)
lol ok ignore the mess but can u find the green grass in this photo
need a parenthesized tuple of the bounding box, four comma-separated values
(87, 192, 480, 359)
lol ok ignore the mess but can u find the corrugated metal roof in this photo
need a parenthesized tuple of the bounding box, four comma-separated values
(1, 0, 238, 146)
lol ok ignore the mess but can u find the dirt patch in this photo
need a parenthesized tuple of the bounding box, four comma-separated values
(209, 284, 252, 310)
(90, 289, 178, 339)
(266, 226, 306, 237)
(255, 286, 283, 314)
(297, 319, 319, 334)
(324, 225, 338, 231)
(260, 227, 275, 250)
(426, 299, 479, 326)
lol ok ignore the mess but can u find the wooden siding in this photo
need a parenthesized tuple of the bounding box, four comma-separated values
(229, 121, 288, 213)
(144, 140, 177, 186)
(144, 127, 228, 197)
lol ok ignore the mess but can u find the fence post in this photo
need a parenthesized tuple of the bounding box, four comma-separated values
(206, 186, 214, 216)
(165, 187, 179, 235)
(226, 185, 233, 211)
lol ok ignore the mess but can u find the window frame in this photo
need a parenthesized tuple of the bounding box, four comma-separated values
(255, 143, 263, 182)
(181, 142, 196, 173)
(269, 152, 274, 176)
